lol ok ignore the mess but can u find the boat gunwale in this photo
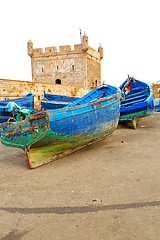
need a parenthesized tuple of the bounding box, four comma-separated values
(1, 94, 120, 139)
(48, 95, 121, 123)
(0, 88, 121, 137)
(48, 92, 121, 116)
(1, 92, 120, 130)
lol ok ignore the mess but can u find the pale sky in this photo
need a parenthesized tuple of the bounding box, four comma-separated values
(0, 0, 160, 87)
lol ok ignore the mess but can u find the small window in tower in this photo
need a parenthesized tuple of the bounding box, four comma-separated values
(95, 80, 98, 87)
(72, 65, 75, 70)
(42, 67, 44, 72)
(56, 66, 59, 70)
(56, 79, 61, 84)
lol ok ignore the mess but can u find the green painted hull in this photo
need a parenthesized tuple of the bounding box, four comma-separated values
(27, 121, 118, 168)
(1, 121, 118, 169)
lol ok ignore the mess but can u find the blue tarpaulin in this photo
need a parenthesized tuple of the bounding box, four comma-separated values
(5, 102, 22, 112)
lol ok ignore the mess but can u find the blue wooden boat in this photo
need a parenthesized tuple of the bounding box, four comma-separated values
(120, 76, 154, 129)
(154, 98, 160, 112)
(41, 91, 79, 110)
(0, 84, 121, 169)
(0, 92, 34, 124)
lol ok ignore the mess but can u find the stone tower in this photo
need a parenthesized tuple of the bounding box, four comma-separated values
(27, 33, 103, 90)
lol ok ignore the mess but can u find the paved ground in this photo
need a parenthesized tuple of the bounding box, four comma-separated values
(0, 112, 160, 240)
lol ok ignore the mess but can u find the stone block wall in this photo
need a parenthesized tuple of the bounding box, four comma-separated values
(31, 52, 87, 87)
(86, 51, 101, 89)
(0, 79, 89, 110)
(151, 84, 160, 99)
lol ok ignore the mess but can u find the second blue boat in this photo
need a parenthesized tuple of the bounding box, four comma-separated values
(120, 76, 154, 129)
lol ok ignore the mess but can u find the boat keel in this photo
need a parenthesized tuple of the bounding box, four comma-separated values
(131, 117, 138, 129)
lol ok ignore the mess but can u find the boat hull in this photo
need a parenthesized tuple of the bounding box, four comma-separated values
(41, 92, 79, 110)
(120, 77, 154, 129)
(119, 99, 154, 129)
(154, 106, 160, 112)
(1, 92, 120, 168)
(154, 98, 160, 112)
(26, 121, 118, 168)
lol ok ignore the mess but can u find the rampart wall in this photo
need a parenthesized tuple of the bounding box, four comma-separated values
(151, 83, 160, 99)
(0, 79, 89, 110)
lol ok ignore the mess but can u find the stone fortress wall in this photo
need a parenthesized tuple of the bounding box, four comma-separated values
(0, 79, 159, 110)
(151, 83, 160, 99)
(0, 79, 88, 110)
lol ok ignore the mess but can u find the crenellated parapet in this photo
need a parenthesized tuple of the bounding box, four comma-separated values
(45, 46, 57, 54)
(28, 43, 103, 60)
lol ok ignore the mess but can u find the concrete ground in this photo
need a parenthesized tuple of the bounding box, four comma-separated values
(0, 112, 160, 240)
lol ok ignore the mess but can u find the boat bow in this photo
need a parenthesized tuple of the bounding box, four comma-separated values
(0, 112, 50, 150)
